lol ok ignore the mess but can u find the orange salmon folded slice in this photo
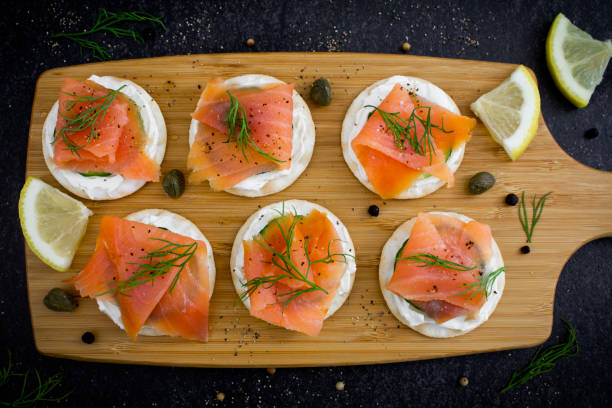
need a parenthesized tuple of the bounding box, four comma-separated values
(242, 210, 345, 336)
(52, 78, 160, 181)
(187, 78, 294, 190)
(67, 216, 210, 341)
(351, 83, 476, 199)
(386, 213, 493, 323)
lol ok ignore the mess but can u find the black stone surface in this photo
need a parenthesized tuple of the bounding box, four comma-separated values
(1, 0, 611, 407)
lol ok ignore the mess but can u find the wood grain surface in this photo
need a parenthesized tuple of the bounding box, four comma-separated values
(24, 53, 612, 367)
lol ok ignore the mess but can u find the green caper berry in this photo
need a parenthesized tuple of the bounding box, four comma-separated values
(468, 172, 496, 194)
(43, 288, 78, 312)
(310, 78, 332, 106)
(163, 169, 185, 198)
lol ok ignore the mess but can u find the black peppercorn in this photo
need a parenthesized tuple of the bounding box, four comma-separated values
(584, 128, 599, 139)
(520, 245, 531, 254)
(81, 332, 95, 344)
(368, 205, 380, 217)
(505, 193, 519, 206)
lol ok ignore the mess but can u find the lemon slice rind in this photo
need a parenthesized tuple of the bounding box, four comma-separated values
(546, 13, 612, 108)
(19, 177, 92, 272)
(470, 65, 541, 160)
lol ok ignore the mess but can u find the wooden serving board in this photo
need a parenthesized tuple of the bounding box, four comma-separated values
(25, 53, 612, 367)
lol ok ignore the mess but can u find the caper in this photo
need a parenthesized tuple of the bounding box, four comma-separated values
(310, 78, 332, 106)
(162, 169, 185, 198)
(468, 172, 495, 194)
(43, 288, 77, 312)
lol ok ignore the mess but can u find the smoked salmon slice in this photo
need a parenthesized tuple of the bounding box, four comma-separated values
(386, 213, 493, 323)
(67, 216, 210, 341)
(187, 78, 293, 190)
(351, 84, 476, 199)
(242, 209, 345, 336)
(53, 78, 159, 181)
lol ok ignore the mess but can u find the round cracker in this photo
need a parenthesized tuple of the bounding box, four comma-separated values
(379, 211, 505, 338)
(97, 209, 216, 337)
(188, 75, 315, 197)
(230, 200, 356, 320)
(341, 75, 467, 199)
(42, 76, 167, 200)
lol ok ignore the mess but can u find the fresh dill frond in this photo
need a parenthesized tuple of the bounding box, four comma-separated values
(53, 85, 126, 157)
(224, 90, 285, 164)
(396, 252, 476, 272)
(240, 205, 354, 314)
(51, 9, 167, 60)
(0, 351, 72, 407)
(518, 191, 553, 243)
(454, 266, 505, 300)
(97, 238, 198, 297)
(501, 318, 578, 393)
(365, 105, 452, 163)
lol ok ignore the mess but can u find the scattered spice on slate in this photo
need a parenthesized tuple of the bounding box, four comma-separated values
(402, 42, 411, 52)
(336, 381, 345, 391)
(142, 27, 156, 42)
(246, 38, 255, 47)
(584, 128, 599, 139)
(520, 245, 531, 254)
(368, 205, 380, 217)
(266, 367, 276, 375)
(81, 332, 95, 344)
(216, 392, 225, 401)
(505, 193, 519, 206)
(459, 376, 469, 387)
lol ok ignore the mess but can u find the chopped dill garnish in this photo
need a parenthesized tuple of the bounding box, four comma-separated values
(240, 203, 353, 314)
(365, 105, 452, 164)
(396, 252, 476, 272)
(224, 90, 285, 164)
(51, 9, 167, 60)
(97, 238, 198, 297)
(53, 85, 126, 157)
(454, 266, 505, 300)
(518, 191, 553, 243)
(501, 318, 578, 393)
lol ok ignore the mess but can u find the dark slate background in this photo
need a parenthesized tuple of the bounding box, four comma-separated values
(1, 0, 610, 407)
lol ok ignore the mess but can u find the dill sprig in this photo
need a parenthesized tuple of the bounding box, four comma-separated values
(0, 351, 72, 407)
(395, 250, 504, 301)
(396, 252, 476, 272)
(224, 91, 285, 164)
(455, 266, 505, 300)
(365, 105, 452, 163)
(53, 85, 126, 156)
(501, 318, 578, 393)
(240, 205, 354, 314)
(51, 9, 167, 60)
(97, 238, 198, 297)
(519, 191, 553, 243)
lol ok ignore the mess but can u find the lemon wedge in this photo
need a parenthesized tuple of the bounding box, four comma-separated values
(19, 177, 92, 271)
(546, 13, 612, 108)
(470, 65, 541, 160)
